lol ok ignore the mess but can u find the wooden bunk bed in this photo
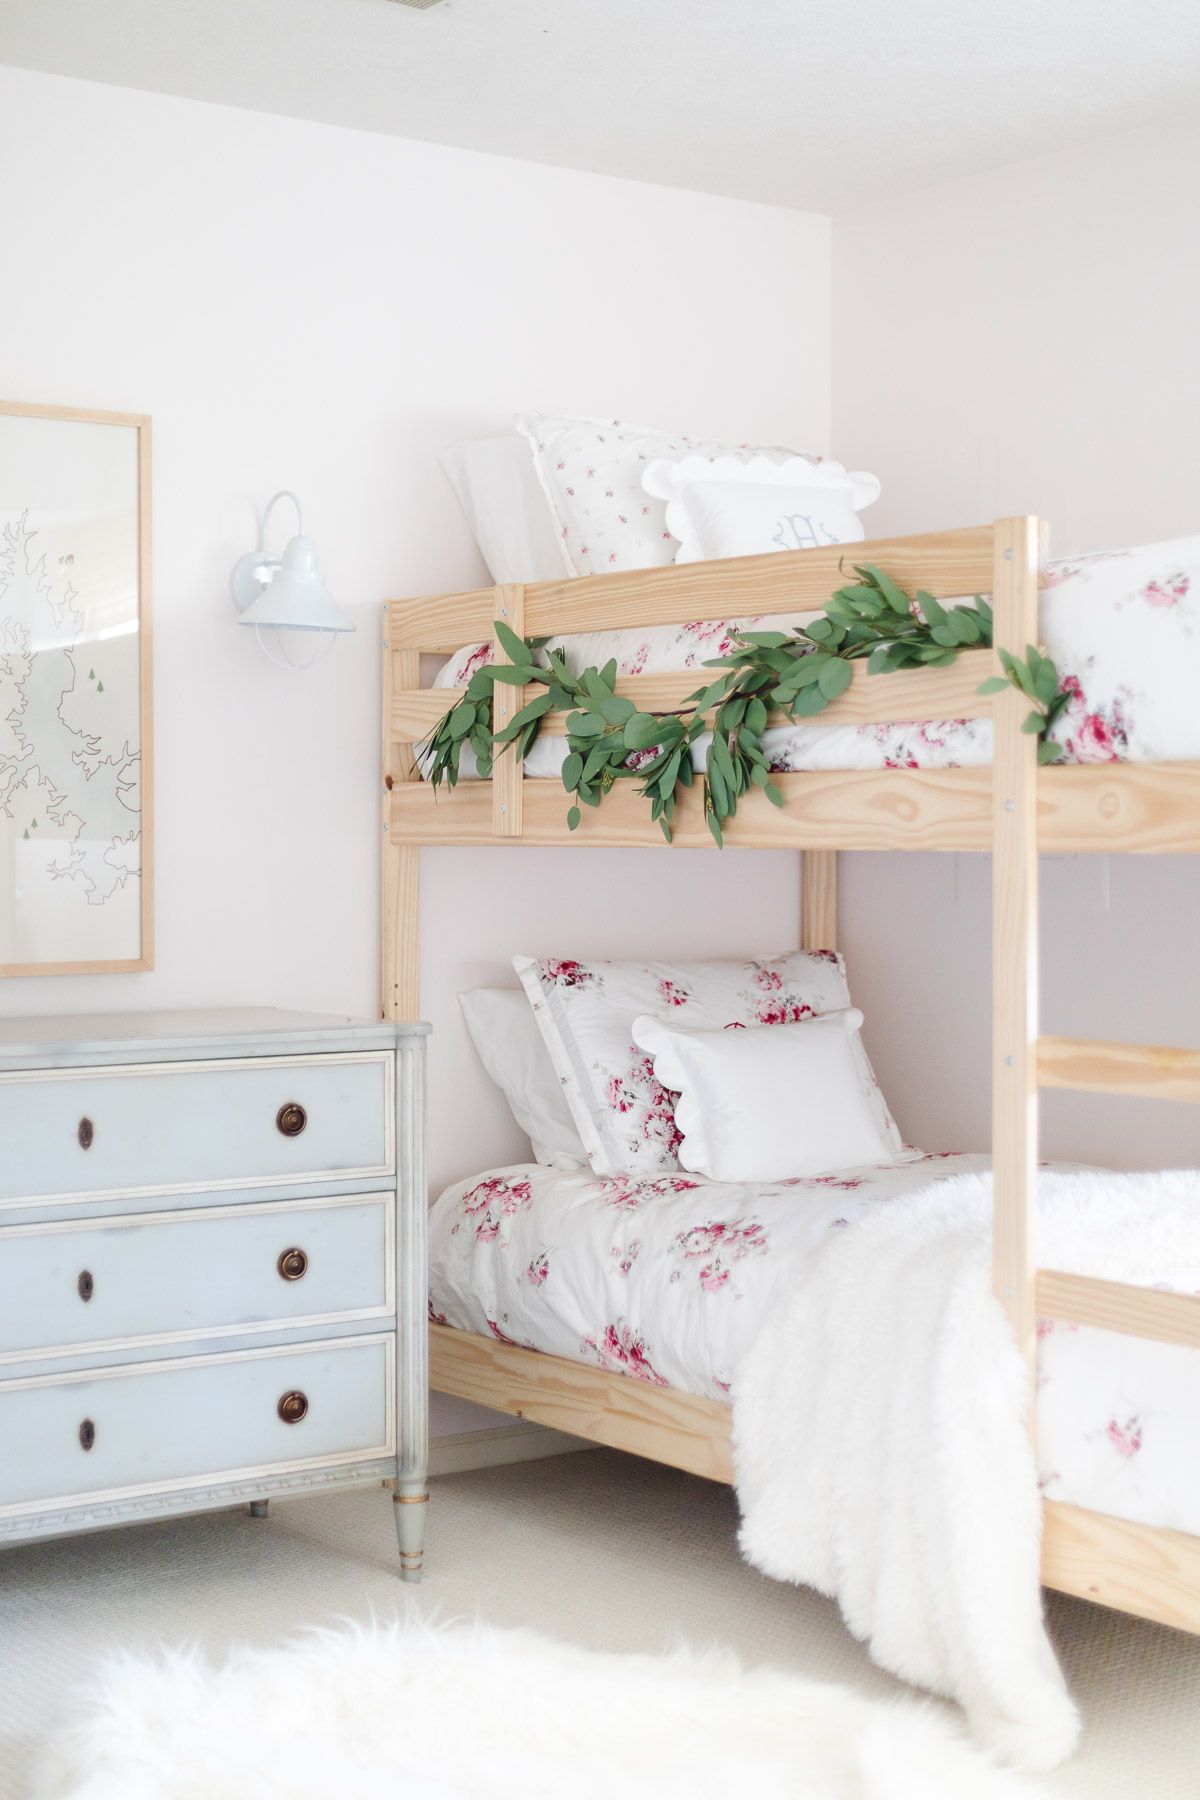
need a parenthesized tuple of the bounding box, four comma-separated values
(382, 516, 1200, 1633)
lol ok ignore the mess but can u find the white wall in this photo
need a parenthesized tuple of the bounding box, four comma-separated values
(833, 115, 1200, 1169)
(0, 65, 830, 1432)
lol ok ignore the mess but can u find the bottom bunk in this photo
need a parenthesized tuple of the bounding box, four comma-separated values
(429, 1155, 1200, 1636)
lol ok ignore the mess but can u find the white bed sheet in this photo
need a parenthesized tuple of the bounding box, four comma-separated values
(429, 1152, 1200, 1536)
(427, 535, 1200, 774)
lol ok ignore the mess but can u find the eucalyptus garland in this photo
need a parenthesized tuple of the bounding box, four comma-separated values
(420, 564, 1065, 845)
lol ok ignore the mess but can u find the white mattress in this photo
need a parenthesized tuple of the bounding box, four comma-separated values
(429, 1152, 1200, 1536)
(429, 535, 1200, 774)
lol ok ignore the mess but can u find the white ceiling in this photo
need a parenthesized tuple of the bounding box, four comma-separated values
(2, 0, 1199, 212)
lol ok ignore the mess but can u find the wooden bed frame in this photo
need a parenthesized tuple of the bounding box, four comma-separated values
(382, 518, 1200, 1634)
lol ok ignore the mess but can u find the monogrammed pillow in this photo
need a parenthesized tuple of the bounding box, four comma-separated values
(512, 951, 904, 1179)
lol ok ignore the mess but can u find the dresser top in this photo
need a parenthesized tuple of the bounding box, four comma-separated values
(0, 1008, 428, 1068)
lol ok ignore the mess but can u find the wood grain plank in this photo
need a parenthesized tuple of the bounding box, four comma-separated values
(991, 516, 1045, 1368)
(1042, 1501, 1200, 1632)
(386, 527, 995, 650)
(1037, 1271, 1200, 1349)
(429, 1324, 733, 1483)
(1038, 1035, 1200, 1102)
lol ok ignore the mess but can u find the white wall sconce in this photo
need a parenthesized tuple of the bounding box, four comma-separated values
(230, 490, 355, 669)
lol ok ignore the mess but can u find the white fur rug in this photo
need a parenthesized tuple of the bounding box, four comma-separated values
(33, 1615, 1043, 1799)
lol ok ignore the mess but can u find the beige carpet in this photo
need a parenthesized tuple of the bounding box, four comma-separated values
(2, 1448, 1198, 1797)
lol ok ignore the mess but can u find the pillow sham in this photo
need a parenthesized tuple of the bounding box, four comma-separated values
(512, 951, 904, 1179)
(459, 988, 587, 1169)
(514, 413, 814, 578)
(438, 435, 567, 585)
(641, 455, 881, 564)
(631, 1009, 901, 1182)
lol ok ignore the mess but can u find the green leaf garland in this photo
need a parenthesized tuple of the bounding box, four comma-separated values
(418, 566, 1067, 837)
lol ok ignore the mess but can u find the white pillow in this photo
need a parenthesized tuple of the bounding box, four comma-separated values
(459, 988, 587, 1169)
(438, 435, 568, 584)
(641, 455, 881, 564)
(513, 413, 813, 578)
(512, 951, 904, 1179)
(632, 1010, 902, 1182)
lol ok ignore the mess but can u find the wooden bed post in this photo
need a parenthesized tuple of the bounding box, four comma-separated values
(492, 584, 527, 840)
(802, 851, 838, 951)
(381, 621, 421, 1020)
(991, 517, 1045, 1370)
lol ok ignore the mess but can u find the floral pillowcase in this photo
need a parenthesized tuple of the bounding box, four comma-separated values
(512, 951, 906, 1180)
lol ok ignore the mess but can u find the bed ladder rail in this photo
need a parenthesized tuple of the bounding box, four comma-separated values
(1033, 1031, 1200, 1351)
(1037, 1272, 1200, 1349)
(1037, 1035, 1200, 1103)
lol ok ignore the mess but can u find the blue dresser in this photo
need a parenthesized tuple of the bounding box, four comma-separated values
(0, 1009, 429, 1578)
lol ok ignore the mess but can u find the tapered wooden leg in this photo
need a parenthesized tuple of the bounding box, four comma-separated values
(393, 1480, 428, 1582)
(248, 1500, 269, 1520)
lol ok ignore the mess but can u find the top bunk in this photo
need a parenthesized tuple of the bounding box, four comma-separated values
(383, 518, 1200, 855)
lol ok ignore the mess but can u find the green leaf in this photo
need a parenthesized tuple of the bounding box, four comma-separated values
(1021, 711, 1045, 735)
(567, 805, 581, 830)
(706, 806, 724, 849)
(490, 665, 534, 686)
(764, 781, 784, 808)
(792, 684, 831, 717)
(567, 711, 606, 738)
(493, 619, 536, 669)
(744, 696, 768, 735)
(737, 630, 791, 648)
(917, 591, 948, 628)
(859, 564, 913, 618)
(623, 713, 668, 751)
(561, 751, 583, 791)
(817, 658, 854, 701)
(599, 694, 636, 726)
(1037, 739, 1064, 764)
(975, 675, 1009, 695)
(448, 706, 475, 741)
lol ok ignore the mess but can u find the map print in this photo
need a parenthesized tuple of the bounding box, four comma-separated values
(0, 411, 145, 970)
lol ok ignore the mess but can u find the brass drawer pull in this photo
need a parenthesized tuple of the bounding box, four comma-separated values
(78, 1117, 94, 1151)
(277, 1247, 309, 1282)
(276, 1102, 307, 1138)
(79, 1419, 96, 1452)
(78, 1270, 94, 1303)
(277, 1390, 308, 1425)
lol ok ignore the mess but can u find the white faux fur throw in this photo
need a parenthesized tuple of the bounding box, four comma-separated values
(33, 1615, 1043, 1800)
(734, 1169, 1200, 1772)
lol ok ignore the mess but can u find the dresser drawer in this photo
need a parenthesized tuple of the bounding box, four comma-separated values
(0, 1196, 392, 1360)
(0, 1337, 393, 1514)
(0, 1053, 394, 1206)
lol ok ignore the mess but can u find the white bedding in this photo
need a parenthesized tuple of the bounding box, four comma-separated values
(429, 535, 1200, 773)
(428, 1152, 1200, 1537)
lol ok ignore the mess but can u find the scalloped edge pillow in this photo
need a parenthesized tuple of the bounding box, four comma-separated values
(642, 455, 881, 564)
(631, 1008, 901, 1182)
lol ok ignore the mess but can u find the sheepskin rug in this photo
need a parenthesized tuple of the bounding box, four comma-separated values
(32, 1615, 1045, 1800)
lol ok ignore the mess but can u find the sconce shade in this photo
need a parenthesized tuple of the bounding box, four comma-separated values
(237, 533, 354, 634)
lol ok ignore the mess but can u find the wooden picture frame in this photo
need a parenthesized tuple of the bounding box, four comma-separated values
(0, 400, 153, 976)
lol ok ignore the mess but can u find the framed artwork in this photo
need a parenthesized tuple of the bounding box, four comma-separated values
(0, 400, 153, 975)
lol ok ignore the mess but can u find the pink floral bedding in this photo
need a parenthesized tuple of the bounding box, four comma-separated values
(431, 536, 1200, 774)
(429, 1152, 1200, 1536)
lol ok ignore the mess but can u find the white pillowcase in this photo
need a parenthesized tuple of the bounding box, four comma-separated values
(514, 413, 813, 578)
(512, 951, 903, 1179)
(438, 435, 568, 584)
(632, 1010, 902, 1182)
(459, 988, 587, 1169)
(641, 455, 881, 564)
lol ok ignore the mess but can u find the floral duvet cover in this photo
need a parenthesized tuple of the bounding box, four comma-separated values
(429, 1152, 1200, 1535)
(431, 536, 1200, 773)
